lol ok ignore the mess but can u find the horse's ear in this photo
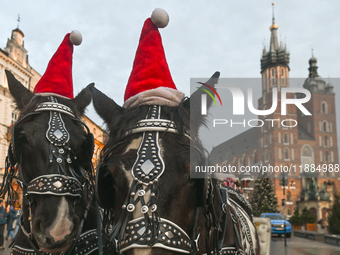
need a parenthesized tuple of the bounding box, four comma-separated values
(5, 70, 35, 110)
(184, 71, 220, 130)
(71, 83, 94, 115)
(89, 86, 123, 125)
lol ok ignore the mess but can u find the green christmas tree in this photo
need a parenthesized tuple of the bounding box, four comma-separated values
(301, 207, 317, 226)
(289, 209, 303, 226)
(328, 191, 340, 234)
(250, 177, 279, 216)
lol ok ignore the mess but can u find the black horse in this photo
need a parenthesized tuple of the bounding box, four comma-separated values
(91, 72, 259, 255)
(1, 70, 100, 255)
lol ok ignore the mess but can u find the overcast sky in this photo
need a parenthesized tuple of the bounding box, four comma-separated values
(1, 1, 339, 148)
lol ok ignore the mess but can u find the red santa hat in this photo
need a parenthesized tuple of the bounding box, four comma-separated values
(123, 8, 184, 108)
(33, 30, 83, 99)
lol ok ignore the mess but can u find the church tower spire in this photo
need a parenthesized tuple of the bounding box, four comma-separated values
(269, 2, 279, 52)
(308, 48, 319, 78)
(258, 2, 293, 125)
(261, 2, 290, 73)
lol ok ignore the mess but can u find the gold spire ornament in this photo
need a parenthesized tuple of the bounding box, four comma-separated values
(270, 2, 279, 30)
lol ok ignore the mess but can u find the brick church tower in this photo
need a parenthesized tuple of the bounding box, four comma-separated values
(209, 3, 340, 222)
(258, 4, 298, 174)
(258, 4, 340, 217)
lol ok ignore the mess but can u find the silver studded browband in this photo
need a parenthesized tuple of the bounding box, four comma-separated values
(35, 102, 75, 117)
(126, 119, 177, 136)
(126, 119, 191, 140)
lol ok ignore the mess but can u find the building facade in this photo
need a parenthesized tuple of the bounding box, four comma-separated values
(82, 116, 107, 170)
(0, 28, 38, 173)
(210, 9, 340, 223)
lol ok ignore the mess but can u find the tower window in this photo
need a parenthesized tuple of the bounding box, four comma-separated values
(287, 191, 292, 202)
(11, 112, 18, 125)
(321, 102, 328, 113)
(284, 148, 290, 160)
(271, 69, 275, 87)
(323, 121, 328, 132)
(284, 133, 289, 144)
(325, 151, 330, 163)
(324, 136, 328, 147)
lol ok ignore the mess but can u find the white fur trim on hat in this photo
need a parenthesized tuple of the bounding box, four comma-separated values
(123, 87, 185, 109)
(34, 92, 72, 100)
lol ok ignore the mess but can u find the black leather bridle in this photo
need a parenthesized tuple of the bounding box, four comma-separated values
(98, 105, 217, 254)
(0, 96, 100, 255)
(97, 104, 257, 255)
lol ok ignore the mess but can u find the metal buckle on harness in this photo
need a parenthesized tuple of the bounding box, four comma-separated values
(193, 233, 200, 252)
(114, 238, 119, 253)
(222, 203, 227, 213)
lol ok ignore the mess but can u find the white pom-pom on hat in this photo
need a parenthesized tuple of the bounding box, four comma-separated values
(70, 30, 82, 46)
(151, 8, 169, 28)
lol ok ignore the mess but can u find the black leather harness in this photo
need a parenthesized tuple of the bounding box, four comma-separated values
(1, 96, 99, 255)
(97, 105, 256, 255)
(202, 186, 256, 255)
(99, 105, 207, 254)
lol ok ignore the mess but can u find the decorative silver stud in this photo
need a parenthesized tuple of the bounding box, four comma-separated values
(141, 205, 148, 214)
(138, 190, 146, 196)
(165, 231, 174, 239)
(151, 204, 157, 212)
(127, 204, 135, 212)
